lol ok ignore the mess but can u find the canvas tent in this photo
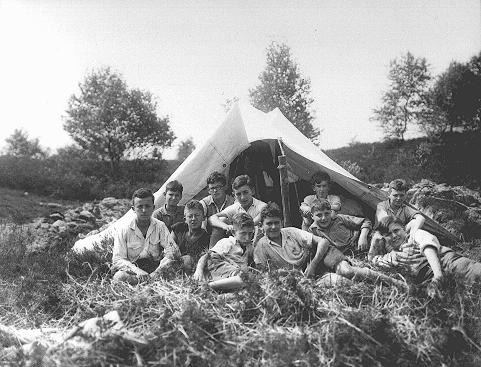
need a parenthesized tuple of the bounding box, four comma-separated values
(73, 102, 457, 253)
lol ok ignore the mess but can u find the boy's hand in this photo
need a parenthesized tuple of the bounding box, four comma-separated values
(193, 269, 205, 282)
(300, 208, 311, 217)
(133, 267, 149, 282)
(225, 224, 234, 234)
(357, 237, 369, 251)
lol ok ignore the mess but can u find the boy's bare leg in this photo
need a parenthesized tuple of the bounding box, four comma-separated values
(335, 261, 405, 288)
(208, 275, 244, 291)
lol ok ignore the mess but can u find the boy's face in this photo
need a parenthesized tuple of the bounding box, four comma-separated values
(165, 189, 182, 207)
(233, 225, 255, 245)
(388, 189, 406, 208)
(262, 216, 282, 240)
(313, 181, 329, 198)
(208, 181, 227, 201)
(388, 222, 408, 248)
(132, 197, 154, 224)
(184, 208, 204, 230)
(312, 209, 332, 229)
(233, 185, 254, 209)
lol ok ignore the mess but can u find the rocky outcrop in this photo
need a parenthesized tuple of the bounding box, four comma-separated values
(409, 180, 481, 240)
(27, 198, 130, 252)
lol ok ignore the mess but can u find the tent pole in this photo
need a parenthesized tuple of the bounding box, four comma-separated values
(277, 138, 291, 226)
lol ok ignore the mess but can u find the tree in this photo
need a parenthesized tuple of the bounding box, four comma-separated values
(249, 42, 319, 143)
(64, 67, 175, 171)
(4, 129, 48, 158)
(429, 56, 481, 134)
(372, 52, 432, 140)
(177, 137, 196, 161)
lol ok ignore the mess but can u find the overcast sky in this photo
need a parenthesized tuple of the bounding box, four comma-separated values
(1, 0, 480, 158)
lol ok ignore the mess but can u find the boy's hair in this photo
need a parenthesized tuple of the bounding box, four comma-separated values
(232, 212, 255, 229)
(375, 215, 404, 236)
(232, 174, 253, 191)
(206, 171, 227, 186)
(132, 188, 154, 204)
(311, 199, 331, 213)
(165, 180, 183, 194)
(310, 171, 331, 186)
(260, 202, 283, 223)
(184, 199, 204, 214)
(388, 179, 408, 192)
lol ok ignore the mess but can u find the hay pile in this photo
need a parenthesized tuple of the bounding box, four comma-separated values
(2, 266, 481, 366)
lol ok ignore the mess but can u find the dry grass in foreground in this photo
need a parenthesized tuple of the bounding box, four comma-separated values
(1, 223, 481, 366)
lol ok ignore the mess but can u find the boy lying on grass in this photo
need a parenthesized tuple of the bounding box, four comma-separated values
(112, 188, 180, 285)
(171, 200, 210, 274)
(308, 199, 372, 253)
(370, 179, 425, 253)
(193, 212, 256, 291)
(254, 203, 404, 288)
(152, 180, 185, 231)
(300, 171, 341, 231)
(369, 215, 481, 287)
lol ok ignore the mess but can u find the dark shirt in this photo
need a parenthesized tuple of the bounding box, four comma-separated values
(153, 205, 185, 230)
(171, 222, 210, 262)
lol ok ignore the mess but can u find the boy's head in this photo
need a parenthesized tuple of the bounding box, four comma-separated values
(231, 212, 255, 245)
(260, 202, 283, 240)
(184, 200, 204, 230)
(164, 180, 183, 207)
(206, 171, 228, 201)
(310, 171, 331, 198)
(376, 215, 408, 249)
(232, 175, 254, 209)
(388, 179, 408, 208)
(311, 199, 333, 229)
(131, 188, 155, 223)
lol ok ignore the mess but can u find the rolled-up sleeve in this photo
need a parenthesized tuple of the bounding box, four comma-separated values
(112, 228, 136, 272)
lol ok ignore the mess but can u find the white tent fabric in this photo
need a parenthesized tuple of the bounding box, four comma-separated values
(72, 102, 456, 253)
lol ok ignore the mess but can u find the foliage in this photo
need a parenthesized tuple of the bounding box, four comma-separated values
(4, 129, 48, 159)
(326, 132, 481, 188)
(428, 54, 481, 134)
(0, 156, 178, 200)
(177, 137, 196, 162)
(64, 67, 175, 170)
(249, 42, 319, 143)
(372, 52, 432, 140)
(340, 160, 363, 178)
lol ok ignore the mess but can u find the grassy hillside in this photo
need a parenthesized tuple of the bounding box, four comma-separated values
(325, 132, 481, 189)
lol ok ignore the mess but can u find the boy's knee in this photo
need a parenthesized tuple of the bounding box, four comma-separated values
(112, 270, 138, 285)
(335, 261, 355, 279)
(181, 255, 195, 273)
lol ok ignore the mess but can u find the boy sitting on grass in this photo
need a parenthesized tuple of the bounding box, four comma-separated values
(200, 171, 235, 247)
(308, 199, 372, 253)
(112, 188, 180, 285)
(370, 215, 481, 286)
(209, 175, 267, 241)
(300, 171, 341, 231)
(193, 212, 256, 291)
(254, 203, 404, 288)
(171, 200, 210, 274)
(153, 180, 185, 231)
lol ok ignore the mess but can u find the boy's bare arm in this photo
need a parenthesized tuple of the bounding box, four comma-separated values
(208, 213, 232, 231)
(193, 253, 210, 281)
(357, 227, 370, 251)
(305, 236, 330, 277)
(422, 245, 443, 280)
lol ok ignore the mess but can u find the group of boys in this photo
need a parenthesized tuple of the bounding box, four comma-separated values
(112, 170, 481, 291)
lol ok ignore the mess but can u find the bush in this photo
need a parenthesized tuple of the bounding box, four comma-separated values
(0, 156, 178, 200)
